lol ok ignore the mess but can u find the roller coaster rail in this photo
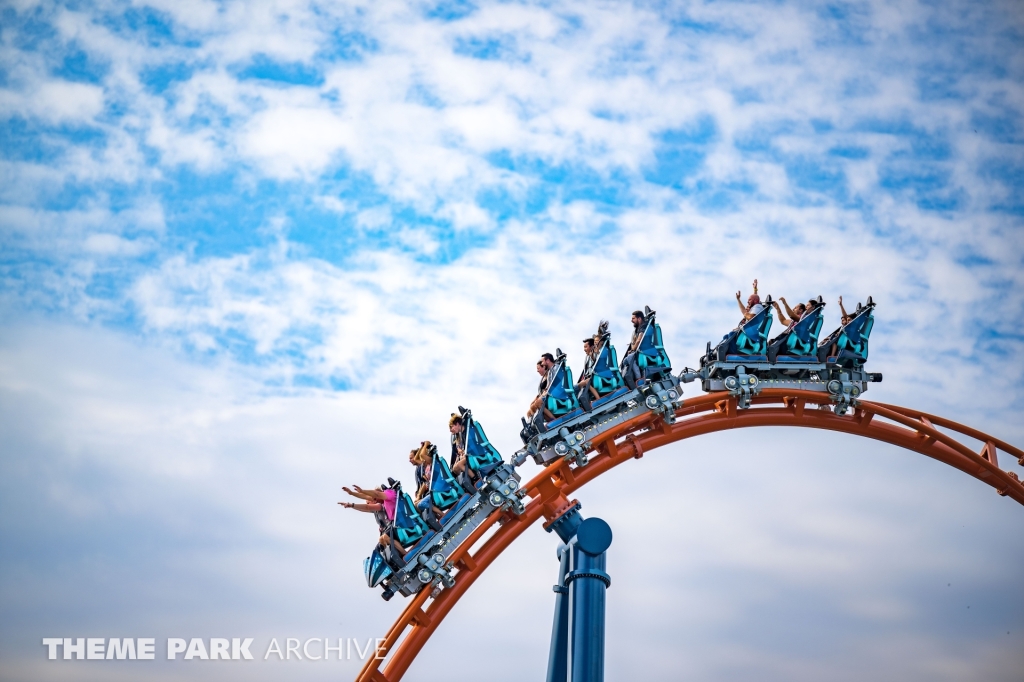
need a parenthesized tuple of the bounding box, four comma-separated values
(356, 388, 1024, 682)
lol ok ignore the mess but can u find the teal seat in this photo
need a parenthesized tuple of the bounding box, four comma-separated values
(770, 305, 827, 360)
(465, 415, 503, 476)
(392, 489, 429, 548)
(635, 319, 672, 377)
(590, 340, 625, 396)
(429, 453, 466, 510)
(709, 304, 774, 364)
(733, 306, 773, 356)
(818, 300, 875, 367)
(544, 355, 580, 417)
(790, 309, 823, 354)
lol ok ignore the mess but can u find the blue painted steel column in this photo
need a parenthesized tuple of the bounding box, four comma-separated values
(545, 544, 571, 682)
(546, 503, 582, 682)
(545, 505, 612, 682)
(568, 518, 612, 682)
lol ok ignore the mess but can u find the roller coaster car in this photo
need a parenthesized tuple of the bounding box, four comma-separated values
(683, 296, 881, 412)
(364, 408, 524, 601)
(515, 309, 682, 468)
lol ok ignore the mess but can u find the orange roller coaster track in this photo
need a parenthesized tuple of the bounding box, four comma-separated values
(356, 389, 1024, 682)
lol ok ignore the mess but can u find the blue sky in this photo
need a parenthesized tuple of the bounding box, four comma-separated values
(1, 1, 1023, 680)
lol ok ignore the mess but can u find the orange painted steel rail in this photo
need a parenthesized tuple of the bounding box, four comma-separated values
(356, 389, 1024, 682)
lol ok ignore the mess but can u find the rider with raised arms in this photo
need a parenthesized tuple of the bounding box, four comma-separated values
(338, 483, 408, 557)
(838, 295, 852, 326)
(771, 298, 805, 330)
(735, 279, 764, 323)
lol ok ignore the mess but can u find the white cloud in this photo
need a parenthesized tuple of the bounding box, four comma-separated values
(0, 80, 104, 123)
(83, 232, 155, 256)
(241, 105, 354, 178)
(355, 205, 392, 229)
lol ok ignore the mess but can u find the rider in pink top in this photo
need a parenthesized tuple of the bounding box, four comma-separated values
(339, 484, 394, 516)
(381, 488, 397, 520)
(339, 484, 408, 557)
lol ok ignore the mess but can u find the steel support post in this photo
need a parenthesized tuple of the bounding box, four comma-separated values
(546, 503, 582, 682)
(546, 543, 571, 682)
(545, 505, 612, 682)
(568, 518, 612, 682)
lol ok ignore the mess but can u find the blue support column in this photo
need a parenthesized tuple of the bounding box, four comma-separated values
(546, 503, 582, 682)
(568, 518, 612, 682)
(545, 544, 570, 682)
(545, 505, 612, 682)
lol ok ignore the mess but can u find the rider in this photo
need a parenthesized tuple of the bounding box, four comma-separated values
(411, 442, 448, 520)
(620, 310, 646, 388)
(451, 443, 480, 488)
(526, 353, 556, 419)
(575, 335, 600, 410)
(581, 336, 597, 378)
(838, 296, 852, 326)
(410, 443, 431, 507)
(409, 447, 426, 495)
(735, 279, 764, 323)
(338, 483, 407, 557)
(772, 297, 806, 330)
(803, 297, 821, 319)
(449, 409, 483, 488)
(824, 296, 855, 359)
(526, 360, 546, 419)
(448, 414, 465, 467)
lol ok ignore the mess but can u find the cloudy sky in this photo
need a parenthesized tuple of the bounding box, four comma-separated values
(1, 0, 1023, 680)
